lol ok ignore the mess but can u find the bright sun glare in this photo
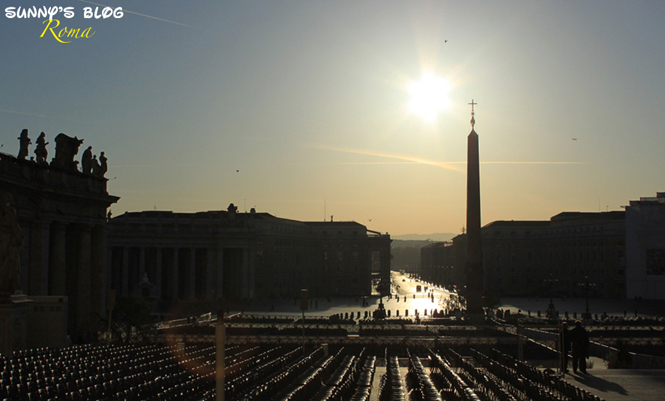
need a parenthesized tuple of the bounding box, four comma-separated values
(408, 73, 451, 123)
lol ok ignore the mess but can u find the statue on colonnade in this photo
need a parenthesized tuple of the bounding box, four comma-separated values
(17, 129, 31, 160)
(34, 132, 49, 166)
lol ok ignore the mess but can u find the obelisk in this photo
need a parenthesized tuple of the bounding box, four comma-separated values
(465, 100, 484, 316)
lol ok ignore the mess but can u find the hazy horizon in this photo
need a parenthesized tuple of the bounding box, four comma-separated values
(3, 1, 664, 236)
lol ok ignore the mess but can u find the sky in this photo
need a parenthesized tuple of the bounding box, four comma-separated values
(2, 1, 664, 236)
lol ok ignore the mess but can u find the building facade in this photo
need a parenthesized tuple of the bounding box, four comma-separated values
(430, 211, 627, 300)
(420, 242, 454, 287)
(480, 212, 626, 299)
(1, 136, 118, 337)
(626, 192, 665, 300)
(107, 206, 391, 304)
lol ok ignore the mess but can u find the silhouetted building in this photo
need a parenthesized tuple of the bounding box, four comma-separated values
(626, 192, 665, 299)
(483, 212, 626, 299)
(107, 206, 391, 304)
(420, 242, 453, 286)
(0, 147, 118, 337)
(446, 211, 626, 299)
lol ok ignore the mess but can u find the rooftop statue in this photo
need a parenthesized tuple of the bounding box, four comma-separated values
(34, 132, 49, 166)
(227, 203, 238, 220)
(50, 133, 83, 172)
(81, 146, 93, 174)
(17, 129, 31, 160)
(0, 193, 23, 302)
(98, 151, 108, 178)
(91, 155, 101, 177)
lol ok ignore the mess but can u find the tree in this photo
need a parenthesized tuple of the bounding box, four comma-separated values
(110, 293, 155, 344)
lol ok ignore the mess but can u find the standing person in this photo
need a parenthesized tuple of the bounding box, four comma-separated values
(559, 322, 571, 373)
(569, 320, 589, 373)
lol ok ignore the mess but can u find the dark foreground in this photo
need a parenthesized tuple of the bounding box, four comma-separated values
(2, 338, 605, 401)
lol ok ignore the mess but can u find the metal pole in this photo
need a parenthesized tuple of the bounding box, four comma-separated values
(559, 321, 564, 376)
(216, 310, 225, 401)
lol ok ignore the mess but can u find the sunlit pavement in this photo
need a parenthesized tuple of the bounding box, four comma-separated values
(562, 369, 665, 401)
(234, 272, 458, 319)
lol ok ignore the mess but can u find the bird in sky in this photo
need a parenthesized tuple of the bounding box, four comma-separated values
(572, 138, 577, 141)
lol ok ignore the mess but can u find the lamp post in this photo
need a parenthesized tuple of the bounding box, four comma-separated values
(216, 309, 225, 401)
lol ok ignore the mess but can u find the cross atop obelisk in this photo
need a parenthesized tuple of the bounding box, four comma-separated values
(469, 99, 477, 129)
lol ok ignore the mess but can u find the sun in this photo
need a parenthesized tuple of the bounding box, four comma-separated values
(408, 73, 452, 123)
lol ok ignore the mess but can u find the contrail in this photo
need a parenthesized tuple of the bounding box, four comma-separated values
(311, 145, 464, 172)
(76, 0, 197, 29)
(480, 161, 587, 165)
(312, 145, 586, 169)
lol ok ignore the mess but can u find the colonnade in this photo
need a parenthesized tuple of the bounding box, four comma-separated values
(20, 220, 107, 333)
(108, 246, 252, 302)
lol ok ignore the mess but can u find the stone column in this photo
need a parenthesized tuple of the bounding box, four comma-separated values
(90, 225, 106, 319)
(189, 248, 196, 299)
(48, 222, 66, 296)
(155, 247, 163, 300)
(121, 247, 129, 294)
(29, 220, 50, 296)
(246, 247, 255, 299)
(20, 222, 30, 295)
(242, 248, 249, 299)
(172, 248, 179, 300)
(215, 247, 224, 299)
(139, 247, 146, 283)
(206, 248, 214, 300)
(75, 225, 92, 332)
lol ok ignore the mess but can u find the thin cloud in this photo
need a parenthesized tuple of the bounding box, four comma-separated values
(481, 161, 588, 165)
(338, 162, 419, 165)
(312, 145, 464, 172)
(111, 164, 197, 167)
(76, 0, 197, 29)
(312, 145, 586, 169)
